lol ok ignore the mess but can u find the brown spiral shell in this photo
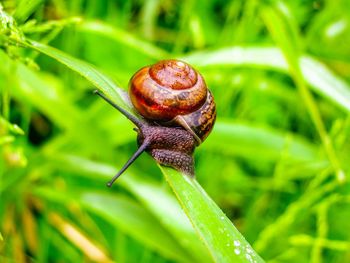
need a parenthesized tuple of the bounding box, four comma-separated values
(129, 59, 216, 144)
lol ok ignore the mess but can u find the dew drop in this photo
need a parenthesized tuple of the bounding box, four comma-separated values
(246, 247, 253, 254)
(246, 254, 253, 262)
(234, 248, 241, 255)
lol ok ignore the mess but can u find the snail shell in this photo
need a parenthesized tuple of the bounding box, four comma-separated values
(129, 59, 216, 144)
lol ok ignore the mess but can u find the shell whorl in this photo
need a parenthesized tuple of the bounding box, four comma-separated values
(129, 60, 207, 121)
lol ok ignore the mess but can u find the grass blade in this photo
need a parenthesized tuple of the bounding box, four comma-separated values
(121, 175, 212, 263)
(25, 40, 135, 115)
(35, 187, 191, 262)
(184, 47, 350, 113)
(161, 167, 265, 263)
(80, 192, 192, 262)
(260, 6, 344, 182)
(78, 21, 169, 60)
(204, 120, 323, 163)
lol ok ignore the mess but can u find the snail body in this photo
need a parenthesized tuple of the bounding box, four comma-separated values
(137, 125, 196, 176)
(95, 60, 216, 187)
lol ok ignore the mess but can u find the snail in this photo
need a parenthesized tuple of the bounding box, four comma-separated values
(95, 59, 216, 187)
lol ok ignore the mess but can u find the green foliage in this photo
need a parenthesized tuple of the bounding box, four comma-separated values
(1, 0, 350, 262)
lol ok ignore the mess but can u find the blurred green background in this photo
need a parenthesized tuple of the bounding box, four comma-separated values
(1, 0, 350, 262)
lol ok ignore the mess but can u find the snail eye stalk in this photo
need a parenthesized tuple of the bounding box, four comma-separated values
(94, 90, 143, 127)
(106, 140, 150, 187)
(94, 90, 150, 187)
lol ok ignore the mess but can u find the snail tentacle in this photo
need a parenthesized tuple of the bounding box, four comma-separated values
(94, 90, 144, 128)
(106, 139, 150, 187)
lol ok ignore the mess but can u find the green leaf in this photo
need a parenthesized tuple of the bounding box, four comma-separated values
(13, 0, 44, 23)
(260, 6, 344, 182)
(34, 187, 191, 263)
(78, 21, 169, 60)
(25, 40, 135, 115)
(13, 63, 80, 130)
(161, 167, 265, 263)
(80, 192, 192, 263)
(0, 135, 15, 145)
(183, 47, 350, 113)
(0, 117, 25, 135)
(122, 175, 213, 263)
(204, 120, 324, 163)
